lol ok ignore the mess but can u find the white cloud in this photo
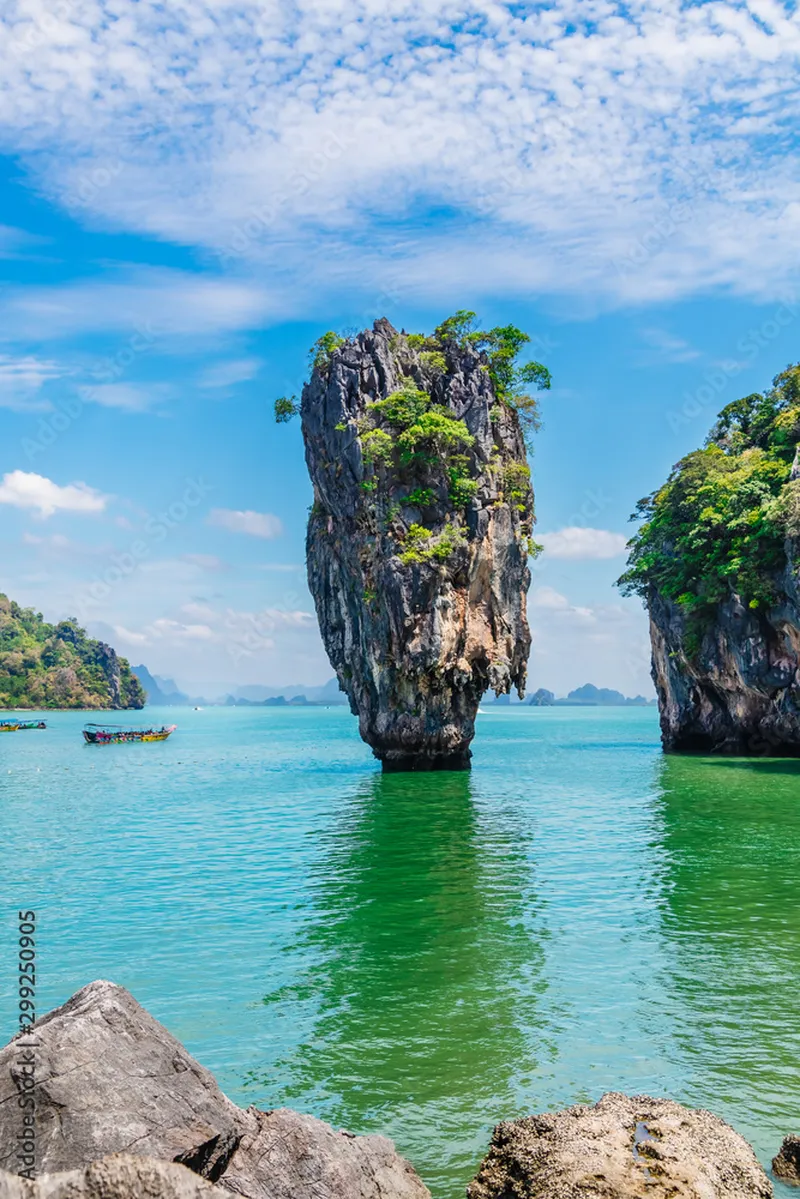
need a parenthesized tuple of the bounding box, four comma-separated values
(1, 2, 800, 304)
(208, 508, 283, 539)
(0, 354, 63, 410)
(112, 625, 150, 646)
(537, 527, 628, 560)
(80, 383, 159, 411)
(181, 553, 226, 571)
(0, 269, 276, 342)
(0, 471, 107, 518)
(638, 328, 702, 364)
(198, 358, 263, 389)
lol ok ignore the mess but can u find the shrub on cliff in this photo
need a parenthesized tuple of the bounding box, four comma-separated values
(0, 595, 145, 709)
(619, 364, 800, 629)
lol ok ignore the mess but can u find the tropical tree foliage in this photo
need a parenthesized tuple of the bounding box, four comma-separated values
(619, 366, 800, 622)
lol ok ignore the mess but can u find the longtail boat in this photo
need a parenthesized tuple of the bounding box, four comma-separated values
(83, 722, 177, 745)
(0, 721, 20, 732)
(16, 720, 47, 730)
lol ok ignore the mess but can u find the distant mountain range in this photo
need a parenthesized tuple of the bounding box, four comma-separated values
(132, 666, 653, 710)
(497, 683, 656, 707)
(132, 666, 348, 707)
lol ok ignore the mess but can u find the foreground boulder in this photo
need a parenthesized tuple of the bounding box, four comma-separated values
(467, 1092, 773, 1198)
(0, 980, 430, 1199)
(300, 317, 542, 769)
(773, 1135, 800, 1185)
(0, 1155, 228, 1199)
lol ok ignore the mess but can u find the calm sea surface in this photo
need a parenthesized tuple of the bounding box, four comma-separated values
(1, 706, 799, 1196)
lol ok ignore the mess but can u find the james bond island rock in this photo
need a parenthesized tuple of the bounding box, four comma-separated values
(467, 1092, 773, 1199)
(773, 1135, 800, 1185)
(0, 980, 430, 1199)
(283, 313, 549, 770)
(619, 366, 800, 754)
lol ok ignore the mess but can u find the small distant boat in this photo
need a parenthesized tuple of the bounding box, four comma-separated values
(1, 718, 46, 731)
(82, 722, 177, 745)
(0, 721, 20, 732)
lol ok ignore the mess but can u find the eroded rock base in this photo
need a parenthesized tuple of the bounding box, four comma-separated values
(380, 750, 472, 772)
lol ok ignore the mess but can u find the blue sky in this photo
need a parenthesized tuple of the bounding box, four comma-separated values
(1, 0, 799, 697)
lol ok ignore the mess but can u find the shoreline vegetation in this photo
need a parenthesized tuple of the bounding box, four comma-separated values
(0, 594, 144, 711)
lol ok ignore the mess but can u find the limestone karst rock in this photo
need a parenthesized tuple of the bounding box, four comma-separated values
(647, 582, 800, 754)
(0, 1155, 230, 1199)
(0, 980, 430, 1199)
(467, 1092, 773, 1198)
(301, 318, 537, 769)
(619, 368, 800, 754)
(773, 1135, 800, 1185)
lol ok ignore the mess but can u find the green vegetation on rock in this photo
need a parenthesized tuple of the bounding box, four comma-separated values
(275, 314, 549, 567)
(0, 595, 145, 709)
(619, 365, 800, 628)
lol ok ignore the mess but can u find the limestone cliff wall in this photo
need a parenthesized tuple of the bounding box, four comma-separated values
(649, 550, 800, 754)
(302, 319, 533, 769)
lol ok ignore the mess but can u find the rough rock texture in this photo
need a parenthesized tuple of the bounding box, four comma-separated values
(467, 1092, 773, 1198)
(302, 319, 534, 769)
(773, 1135, 800, 1185)
(0, 980, 430, 1199)
(649, 559, 800, 754)
(0, 1156, 230, 1199)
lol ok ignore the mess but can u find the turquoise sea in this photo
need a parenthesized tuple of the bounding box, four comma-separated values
(2, 706, 799, 1196)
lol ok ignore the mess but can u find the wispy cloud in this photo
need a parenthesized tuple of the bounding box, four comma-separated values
(208, 508, 283, 539)
(0, 3, 799, 305)
(0, 269, 276, 342)
(537, 528, 628, 561)
(80, 382, 163, 411)
(198, 358, 263, 389)
(0, 471, 108, 518)
(0, 354, 64, 410)
(638, 328, 702, 364)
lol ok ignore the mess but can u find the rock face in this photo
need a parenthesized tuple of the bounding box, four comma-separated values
(0, 980, 430, 1199)
(467, 1092, 773, 1198)
(0, 1155, 230, 1199)
(649, 568, 800, 754)
(773, 1135, 800, 1185)
(302, 319, 534, 769)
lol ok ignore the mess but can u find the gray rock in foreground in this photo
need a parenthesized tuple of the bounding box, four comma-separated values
(0, 980, 430, 1199)
(0, 1155, 229, 1199)
(467, 1092, 773, 1198)
(773, 1135, 800, 1185)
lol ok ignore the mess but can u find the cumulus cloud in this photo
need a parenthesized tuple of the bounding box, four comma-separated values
(0, 2, 798, 305)
(537, 527, 628, 560)
(528, 586, 653, 695)
(0, 470, 107, 517)
(208, 508, 283, 539)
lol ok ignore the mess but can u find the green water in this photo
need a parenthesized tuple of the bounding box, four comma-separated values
(1, 707, 799, 1195)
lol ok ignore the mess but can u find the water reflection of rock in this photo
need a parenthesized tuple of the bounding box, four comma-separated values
(254, 771, 549, 1199)
(655, 755, 800, 1164)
